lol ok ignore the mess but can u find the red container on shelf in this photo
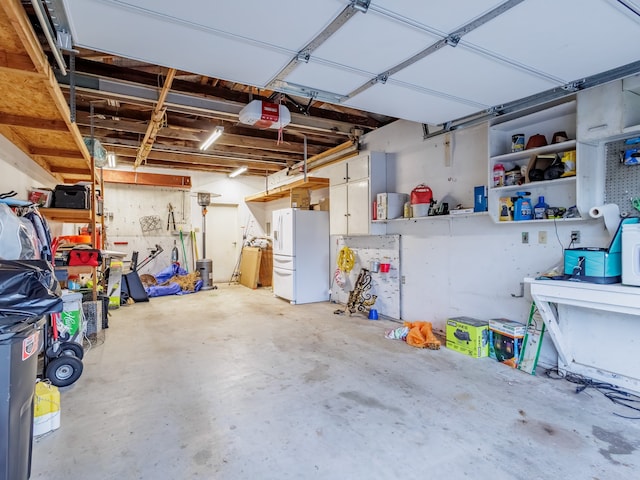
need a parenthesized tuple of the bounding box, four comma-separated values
(410, 184, 433, 204)
(379, 263, 390, 273)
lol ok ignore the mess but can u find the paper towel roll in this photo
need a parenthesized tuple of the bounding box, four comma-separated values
(589, 204, 620, 236)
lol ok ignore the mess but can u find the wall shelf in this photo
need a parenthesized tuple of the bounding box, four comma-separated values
(496, 217, 583, 225)
(490, 176, 576, 194)
(490, 139, 576, 164)
(373, 212, 489, 223)
(40, 208, 93, 223)
(244, 177, 329, 203)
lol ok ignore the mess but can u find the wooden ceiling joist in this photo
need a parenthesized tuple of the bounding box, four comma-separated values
(0, 113, 69, 131)
(0, 50, 37, 74)
(134, 67, 176, 167)
(30, 146, 86, 159)
(102, 169, 191, 188)
(48, 166, 94, 175)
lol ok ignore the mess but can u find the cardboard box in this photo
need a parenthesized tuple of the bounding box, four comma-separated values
(376, 193, 408, 220)
(489, 318, 526, 337)
(290, 188, 310, 208)
(489, 330, 524, 368)
(312, 198, 330, 211)
(446, 316, 489, 358)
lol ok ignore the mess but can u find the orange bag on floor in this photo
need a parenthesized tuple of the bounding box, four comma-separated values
(404, 321, 441, 350)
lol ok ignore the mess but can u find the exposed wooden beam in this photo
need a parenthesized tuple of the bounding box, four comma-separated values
(108, 145, 283, 172)
(30, 146, 86, 159)
(134, 67, 177, 167)
(48, 166, 92, 175)
(72, 58, 387, 128)
(73, 107, 339, 150)
(0, 50, 37, 74)
(0, 113, 68, 131)
(102, 169, 191, 188)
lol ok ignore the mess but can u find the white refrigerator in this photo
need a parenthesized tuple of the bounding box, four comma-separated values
(272, 208, 329, 304)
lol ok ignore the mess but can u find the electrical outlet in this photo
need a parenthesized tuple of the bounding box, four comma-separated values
(521, 232, 529, 244)
(571, 230, 581, 244)
(401, 275, 406, 285)
(538, 231, 547, 244)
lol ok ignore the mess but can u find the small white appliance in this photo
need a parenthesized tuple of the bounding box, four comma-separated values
(272, 208, 329, 304)
(622, 223, 640, 286)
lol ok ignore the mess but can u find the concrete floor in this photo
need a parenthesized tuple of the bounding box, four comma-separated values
(32, 284, 640, 479)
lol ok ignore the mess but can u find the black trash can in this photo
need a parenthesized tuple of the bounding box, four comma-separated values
(0, 317, 45, 480)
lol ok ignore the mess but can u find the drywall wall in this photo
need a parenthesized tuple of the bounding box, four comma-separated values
(102, 165, 266, 282)
(358, 119, 615, 367)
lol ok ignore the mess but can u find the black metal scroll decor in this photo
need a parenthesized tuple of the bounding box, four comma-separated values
(346, 268, 377, 314)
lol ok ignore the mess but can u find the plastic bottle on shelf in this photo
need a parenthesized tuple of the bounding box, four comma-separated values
(534, 196, 549, 220)
(513, 192, 533, 221)
(493, 163, 505, 187)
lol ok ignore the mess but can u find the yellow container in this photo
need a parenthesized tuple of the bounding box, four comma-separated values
(34, 382, 61, 436)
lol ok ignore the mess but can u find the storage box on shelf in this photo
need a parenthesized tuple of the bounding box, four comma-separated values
(487, 99, 597, 223)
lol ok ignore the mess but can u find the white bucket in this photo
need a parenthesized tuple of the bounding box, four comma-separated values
(412, 203, 430, 218)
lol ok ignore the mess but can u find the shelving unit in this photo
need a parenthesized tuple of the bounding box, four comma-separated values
(244, 177, 329, 203)
(40, 208, 93, 223)
(487, 99, 586, 223)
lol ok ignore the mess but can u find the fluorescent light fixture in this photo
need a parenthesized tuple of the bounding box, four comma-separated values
(229, 166, 247, 178)
(200, 126, 224, 150)
(107, 152, 117, 168)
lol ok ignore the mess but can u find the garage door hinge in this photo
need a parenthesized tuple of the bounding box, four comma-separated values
(562, 80, 585, 92)
(375, 72, 389, 85)
(351, 0, 370, 13)
(296, 50, 311, 63)
(445, 35, 461, 47)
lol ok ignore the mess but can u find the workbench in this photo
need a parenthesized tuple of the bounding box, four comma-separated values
(526, 278, 640, 393)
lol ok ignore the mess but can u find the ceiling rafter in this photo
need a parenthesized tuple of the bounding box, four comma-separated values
(0, 112, 68, 130)
(134, 67, 176, 167)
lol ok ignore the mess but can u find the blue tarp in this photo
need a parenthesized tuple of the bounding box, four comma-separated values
(145, 264, 203, 298)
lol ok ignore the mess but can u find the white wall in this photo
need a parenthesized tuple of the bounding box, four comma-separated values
(360, 120, 610, 341)
(101, 165, 266, 278)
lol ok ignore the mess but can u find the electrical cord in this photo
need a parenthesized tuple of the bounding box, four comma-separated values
(545, 368, 640, 419)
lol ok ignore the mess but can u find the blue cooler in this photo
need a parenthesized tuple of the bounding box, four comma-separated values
(564, 217, 640, 284)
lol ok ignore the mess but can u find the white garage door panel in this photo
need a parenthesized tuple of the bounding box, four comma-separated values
(66, 0, 348, 51)
(284, 62, 372, 97)
(464, 0, 640, 81)
(343, 82, 484, 125)
(310, 12, 440, 75)
(65, 0, 296, 86)
(371, 0, 508, 34)
(393, 46, 560, 107)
